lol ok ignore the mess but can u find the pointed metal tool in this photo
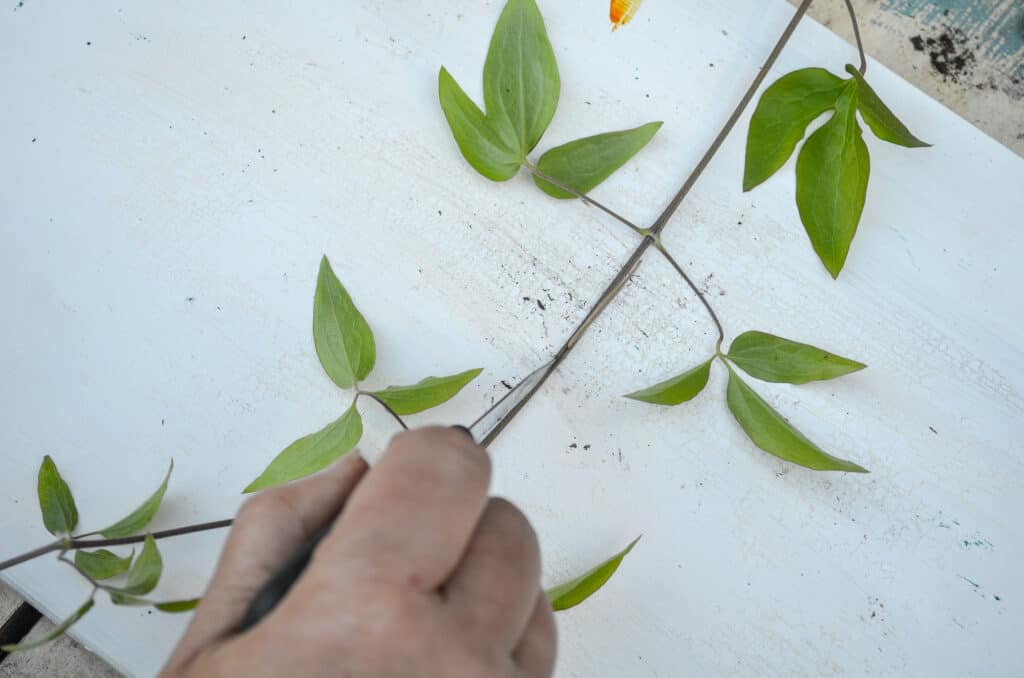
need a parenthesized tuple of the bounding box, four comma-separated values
(469, 362, 551, 446)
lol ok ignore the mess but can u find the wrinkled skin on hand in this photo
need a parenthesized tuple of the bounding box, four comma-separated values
(161, 428, 556, 678)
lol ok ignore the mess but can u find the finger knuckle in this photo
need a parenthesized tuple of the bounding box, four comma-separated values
(486, 498, 539, 557)
(237, 490, 285, 521)
(389, 427, 492, 488)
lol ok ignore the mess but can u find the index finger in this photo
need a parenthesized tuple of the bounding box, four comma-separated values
(316, 427, 490, 591)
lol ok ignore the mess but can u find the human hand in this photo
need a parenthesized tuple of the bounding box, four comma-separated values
(161, 427, 556, 677)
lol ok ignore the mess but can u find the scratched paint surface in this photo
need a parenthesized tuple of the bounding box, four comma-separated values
(1, 1, 1022, 677)
(798, 0, 1024, 155)
(884, 0, 1024, 60)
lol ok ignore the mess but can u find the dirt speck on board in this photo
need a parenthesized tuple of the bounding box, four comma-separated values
(910, 27, 975, 83)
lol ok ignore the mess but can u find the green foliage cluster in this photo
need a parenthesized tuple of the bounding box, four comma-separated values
(439, 0, 880, 473)
(626, 332, 868, 472)
(2, 459, 195, 652)
(4, 0, 933, 652)
(243, 256, 483, 493)
(439, 0, 662, 198)
(745, 66, 928, 277)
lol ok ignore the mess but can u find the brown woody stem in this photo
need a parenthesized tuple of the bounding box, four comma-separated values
(483, 0, 816, 444)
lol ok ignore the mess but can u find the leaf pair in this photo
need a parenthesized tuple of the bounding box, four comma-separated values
(244, 257, 483, 492)
(2, 536, 197, 653)
(745, 65, 929, 278)
(36, 459, 182, 598)
(98, 534, 197, 611)
(73, 523, 196, 614)
(37, 457, 173, 540)
(9, 459, 193, 653)
(439, 0, 661, 198)
(626, 331, 868, 472)
(437, 0, 557, 180)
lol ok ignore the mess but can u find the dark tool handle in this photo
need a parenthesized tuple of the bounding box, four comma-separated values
(238, 426, 474, 631)
(238, 517, 335, 631)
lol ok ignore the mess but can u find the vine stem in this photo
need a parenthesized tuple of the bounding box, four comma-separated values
(526, 165, 647, 236)
(0, 520, 236, 572)
(843, 0, 868, 75)
(0, 393, 405, 572)
(482, 0, 816, 446)
(652, 239, 725, 351)
(0, 0, 859, 574)
(57, 553, 104, 591)
(526, 163, 726, 351)
(359, 392, 410, 430)
(66, 520, 236, 550)
(0, 540, 64, 571)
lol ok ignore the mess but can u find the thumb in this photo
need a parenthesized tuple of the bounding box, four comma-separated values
(162, 452, 367, 674)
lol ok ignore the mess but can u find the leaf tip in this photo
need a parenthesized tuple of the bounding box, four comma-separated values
(241, 483, 259, 494)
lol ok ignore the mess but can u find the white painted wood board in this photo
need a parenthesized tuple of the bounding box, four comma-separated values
(1, 1, 1021, 676)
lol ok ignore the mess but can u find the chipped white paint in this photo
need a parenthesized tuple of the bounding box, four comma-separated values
(796, 0, 1024, 155)
(1, 1, 1022, 676)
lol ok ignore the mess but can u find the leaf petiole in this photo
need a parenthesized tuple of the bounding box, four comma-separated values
(526, 164, 647, 236)
(357, 391, 409, 431)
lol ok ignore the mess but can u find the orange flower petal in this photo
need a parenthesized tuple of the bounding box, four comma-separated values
(610, 0, 643, 31)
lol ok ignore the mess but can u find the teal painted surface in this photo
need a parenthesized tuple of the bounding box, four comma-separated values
(882, 0, 1023, 60)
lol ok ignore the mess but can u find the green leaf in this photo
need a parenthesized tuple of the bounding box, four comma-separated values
(244, 403, 363, 493)
(624, 359, 712, 406)
(37, 455, 78, 536)
(109, 591, 148, 606)
(546, 536, 641, 611)
(744, 68, 846, 191)
(0, 598, 93, 653)
(483, 0, 560, 156)
(108, 534, 163, 596)
(98, 460, 173, 538)
(845, 65, 930, 148)
(795, 83, 870, 278)
(725, 365, 868, 473)
(313, 256, 376, 389)
(108, 594, 199, 613)
(155, 598, 200, 613)
(368, 368, 483, 415)
(728, 331, 865, 384)
(438, 67, 522, 181)
(74, 549, 134, 580)
(533, 121, 663, 198)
